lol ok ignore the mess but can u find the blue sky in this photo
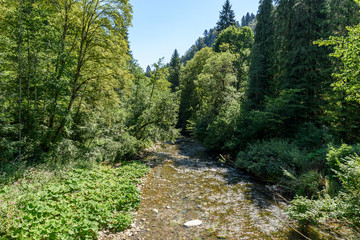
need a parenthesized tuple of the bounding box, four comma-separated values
(128, 0, 260, 70)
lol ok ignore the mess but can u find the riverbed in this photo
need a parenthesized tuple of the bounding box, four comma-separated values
(100, 138, 338, 240)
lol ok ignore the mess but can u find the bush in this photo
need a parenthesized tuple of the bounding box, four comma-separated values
(203, 97, 241, 152)
(326, 144, 360, 172)
(287, 195, 343, 225)
(295, 171, 323, 198)
(294, 122, 333, 151)
(288, 152, 360, 228)
(236, 139, 307, 181)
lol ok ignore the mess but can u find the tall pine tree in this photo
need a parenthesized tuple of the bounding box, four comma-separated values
(216, 0, 236, 32)
(273, 0, 331, 135)
(246, 0, 274, 110)
(168, 49, 181, 92)
(145, 65, 151, 77)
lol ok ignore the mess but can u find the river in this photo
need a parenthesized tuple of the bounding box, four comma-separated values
(100, 137, 338, 240)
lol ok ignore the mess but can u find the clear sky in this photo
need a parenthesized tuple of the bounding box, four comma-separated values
(128, 0, 260, 70)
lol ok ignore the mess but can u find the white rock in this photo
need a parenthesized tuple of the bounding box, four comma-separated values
(166, 206, 171, 209)
(153, 209, 159, 214)
(184, 219, 202, 227)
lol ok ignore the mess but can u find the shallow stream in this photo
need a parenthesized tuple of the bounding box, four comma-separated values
(101, 138, 339, 240)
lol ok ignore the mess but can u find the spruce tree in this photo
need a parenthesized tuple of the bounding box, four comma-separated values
(273, 0, 331, 135)
(145, 65, 151, 77)
(216, 0, 236, 32)
(246, 0, 274, 110)
(168, 49, 181, 92)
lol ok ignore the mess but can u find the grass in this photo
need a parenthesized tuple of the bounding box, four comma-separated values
(0, 160, 149, 239)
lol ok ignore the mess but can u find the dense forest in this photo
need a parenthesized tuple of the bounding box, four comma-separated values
(1, 0, 360, 238)
(173, 0, 360, 235)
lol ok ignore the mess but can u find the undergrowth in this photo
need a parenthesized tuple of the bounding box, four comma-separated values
(0, 161, 149, 239)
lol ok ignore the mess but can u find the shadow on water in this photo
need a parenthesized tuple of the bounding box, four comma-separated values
(129, 137, 340, 240)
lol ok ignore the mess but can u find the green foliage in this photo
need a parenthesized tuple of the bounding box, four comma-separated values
(185, 51, 238, 147)
(326, 144, 360, 173)
(213, 26, 254, 90)
(203, 97, 241, 152)
(240, 12, 256, 29)
(316, 17, 360, 142)
(178, 47, 214, 131)
(287, 195, 343, 225)
(0, 161, 149, 239)
(0, 0, 136, 162)
(293, 122, 333, 151)
(124, 59, 180, 146)
(168, 49, 181, 92)
(295, 171, 323, 198)
(236, 139, 308, 181)
(213, 26, 253, 54)
(216, 0, 236, 32)
(246, 0, 274, 110)
(288, 153, 360, 228)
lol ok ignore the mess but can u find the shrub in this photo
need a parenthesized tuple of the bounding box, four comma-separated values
(236, 139, 307, 181)
(294, 122, 333, 151)
(288, 152, 360, 228)
(326, 144, 360, 172)
(295, 171, 323, 198)
(287, 195, 343, 225)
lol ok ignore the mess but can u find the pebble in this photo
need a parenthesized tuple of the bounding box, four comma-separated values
(184, 219, 202, 227)
(166, 206, 171, 209)
(153, 209, 159, 214)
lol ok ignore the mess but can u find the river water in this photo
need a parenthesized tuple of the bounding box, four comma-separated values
(101, 138, 338, 240)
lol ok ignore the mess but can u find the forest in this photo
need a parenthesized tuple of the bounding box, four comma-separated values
(1, 0, 360, 239)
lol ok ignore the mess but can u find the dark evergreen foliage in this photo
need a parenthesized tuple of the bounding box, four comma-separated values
(246, 0, 274, 110)
(240, 12, 256, 27)
(216, 0, 236, 32)
(181, 29, 217, 65)
(168, 49, 181, 92)
(145, 65, 152, 77)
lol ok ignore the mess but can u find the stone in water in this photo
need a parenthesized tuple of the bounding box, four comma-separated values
(184, 219, 202, 227)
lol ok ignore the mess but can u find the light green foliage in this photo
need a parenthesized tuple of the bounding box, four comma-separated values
(186, 51, 238, 144)
(213, 26, 254, 90)
(326, 144, 360, 173)
(203, 97, 241, 151)
(287, 195, 343, 225)
(0, 0, 134, 160)
(178, 47, 214, 131)
(124, 59, 180, 146)
(0, 161, 149, 239)
(0, 0, 179, 165)
(194, 51, 237, 117)
(213, 26, 253, 54)
(316, 15, 360, 142)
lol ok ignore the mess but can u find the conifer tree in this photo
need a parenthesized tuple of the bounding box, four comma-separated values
(145, 65, 151, 77)
(216, 0, 236, 32)
(246, 0, 274, 110)
(272, 0, 331, 135)
(168, 49, 181, 92)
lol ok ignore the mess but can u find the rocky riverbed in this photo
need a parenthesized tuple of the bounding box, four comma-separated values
(100, 138, 339, 240)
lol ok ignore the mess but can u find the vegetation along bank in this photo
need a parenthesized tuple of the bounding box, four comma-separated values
(1, 0, 360, 238)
